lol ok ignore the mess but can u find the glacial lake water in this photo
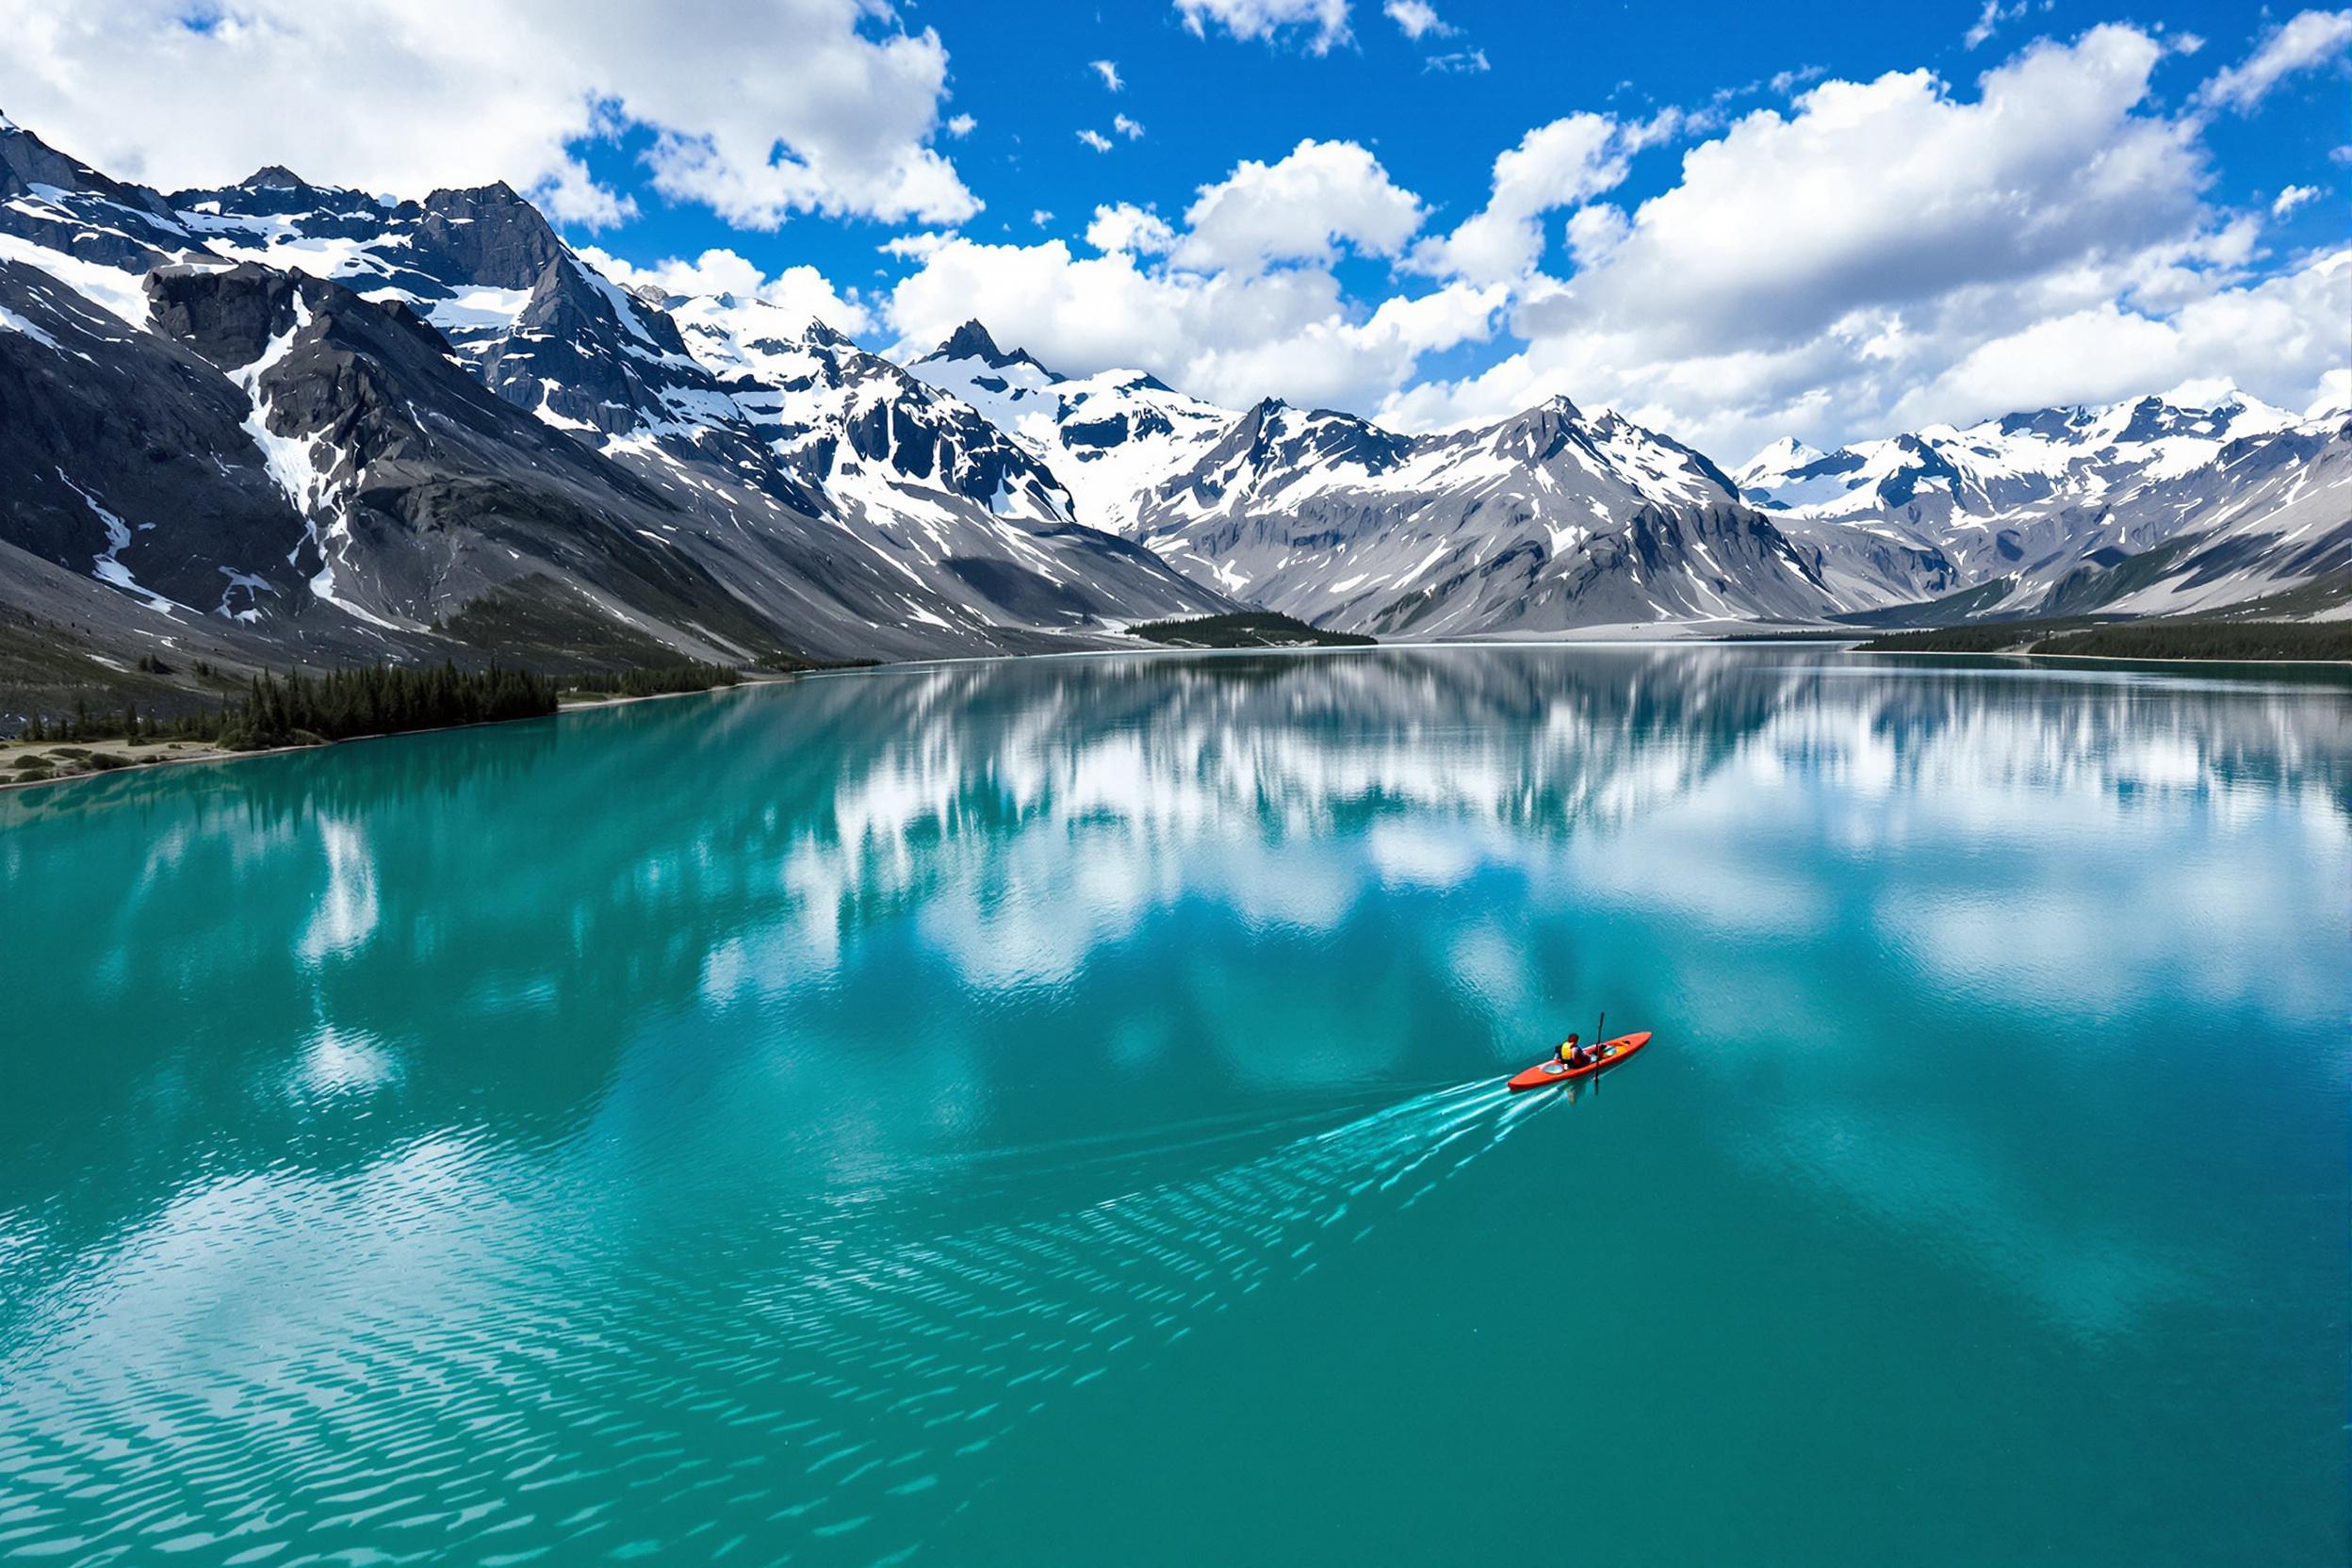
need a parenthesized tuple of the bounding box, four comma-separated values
(1, 645, 2345, 1566)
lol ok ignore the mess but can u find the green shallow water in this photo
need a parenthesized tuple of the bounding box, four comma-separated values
(1, 645, 2345, 1566)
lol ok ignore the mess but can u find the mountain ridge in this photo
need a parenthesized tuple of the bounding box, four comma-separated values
(1, 109, 2343, 702)
(0, 117, 1235, 677)
(1738, 387, 2350, 622)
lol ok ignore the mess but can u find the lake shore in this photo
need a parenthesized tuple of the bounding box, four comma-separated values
(1852, 646, 2352, 670)
(9, 635, 2345, 798)
(1710, 633, 2352, 669)
(0, 677, 778, 796)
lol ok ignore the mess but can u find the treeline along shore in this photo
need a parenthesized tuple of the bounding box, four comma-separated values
(7, 614, 2345, 795)
(1854, 619, 2352, 662)
(3, 661, 755, 790)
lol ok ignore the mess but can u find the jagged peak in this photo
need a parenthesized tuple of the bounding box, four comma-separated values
(1475, 392, 1589, 447)
(802, 318, 858, 351)
(1966, 384, 2293, 447)
(2156, 377, 2287, 421)
(418, 179, 548, 225)
(1737, 435, 1835, 487)
(1990, 405, 2093, 440)
(1748, 434, 1824, 464)
(930, 318, 999, 360)
(238, 164, 307, 191)
(922, 318, 1050, 374)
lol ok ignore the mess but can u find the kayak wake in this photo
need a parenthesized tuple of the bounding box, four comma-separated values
(715, 1076, 1550, 1560)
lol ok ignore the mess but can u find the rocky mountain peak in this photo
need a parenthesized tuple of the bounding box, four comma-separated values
(0, 118, 179, 225)
(803, 318, 858, 351)
(144, 260, 311, 368)
(415, 181, 564, 288)
(923, 318, 1046, 373)
(1745, 434, 1823, 468)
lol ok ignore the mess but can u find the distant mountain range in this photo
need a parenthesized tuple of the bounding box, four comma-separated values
(2, 112, 2344, 690)
(1736, 392, 2350, 623)
(919, 313, 2348, 635)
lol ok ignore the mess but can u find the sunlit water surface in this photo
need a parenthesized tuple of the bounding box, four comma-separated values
(2, 646, 2345, 1566)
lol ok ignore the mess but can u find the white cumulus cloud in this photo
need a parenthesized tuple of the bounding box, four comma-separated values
(878, 130, 1512, 415)
(888, 233, 1502, 411)
(1077, 128, 1115, 153)
(1407, 113, 1630, 284)
(576, 245, 872, 334)
(2196, 8, 2352, 113)
(1383, 1, 1451, 40)
(1175, 139, 1425, 273)
(1382, 24, 2340, 453)
(1424, 49, 1490, 74)
(1086, 203, 1179, 255)
(1965, 0, 2027, 50)
(1174, 0, 1352, 53)
(2273, 184, 2323, 217)
(1898, 252, 2351, 421)
(0, 0, 978, 229)
(1089, 58, 1123, 91)
(879, 230, 957, 262)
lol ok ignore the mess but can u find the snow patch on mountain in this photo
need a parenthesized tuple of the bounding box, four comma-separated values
(1127, 394, 1838, 634)
(908, 321, 1239, 536)
(1740, 389, 2300, 521)
(57, 468, 179, 612)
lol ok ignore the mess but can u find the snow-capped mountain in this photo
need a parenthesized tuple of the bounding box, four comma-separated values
(913, 325, 1886, 633)
(1123, 394, 1845, 634)
(164, 155, 1231, 644)
(670, 308, 1073, 531)
(906, 323, 1984, 631)
(0, 117, 1231, 668)
(1740, 391, 2301, 519)
(2002, 410, 2351, 620)
(1738, 389, 2349, 619)
(2, 106, 2340, 684)
(907, 321, 1237, 536)
(1732, 437, 1831, 504)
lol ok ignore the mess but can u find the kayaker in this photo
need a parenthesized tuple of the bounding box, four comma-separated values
(1556, 1033, 1585, 1068)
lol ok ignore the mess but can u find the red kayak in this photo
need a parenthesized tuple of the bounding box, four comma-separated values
(1508, 1031, 1653, 1090)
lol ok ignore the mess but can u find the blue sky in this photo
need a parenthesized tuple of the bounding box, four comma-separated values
(580, 0, 2344, 289)
(4, 0, 2345, 456)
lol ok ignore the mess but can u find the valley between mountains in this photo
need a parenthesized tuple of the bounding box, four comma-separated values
(3, 110, 2345, 707)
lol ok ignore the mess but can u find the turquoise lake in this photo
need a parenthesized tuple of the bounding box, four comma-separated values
(2, 645, 2346, 1565)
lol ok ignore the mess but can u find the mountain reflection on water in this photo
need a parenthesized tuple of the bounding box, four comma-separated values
(0, 646, 2344, 1567)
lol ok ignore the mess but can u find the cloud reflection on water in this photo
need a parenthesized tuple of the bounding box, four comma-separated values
(0, 647, 2345, 1565)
